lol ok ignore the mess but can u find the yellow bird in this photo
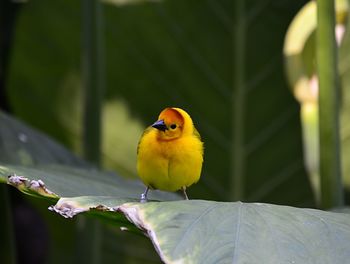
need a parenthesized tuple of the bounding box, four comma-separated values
(137, 107, 204, 202)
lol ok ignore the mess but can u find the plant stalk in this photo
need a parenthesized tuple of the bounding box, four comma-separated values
(78, 0, 105, 263)
(82, 0, 105, 165)
(316, 0, 343, 209)
(231, 0, 246, 201)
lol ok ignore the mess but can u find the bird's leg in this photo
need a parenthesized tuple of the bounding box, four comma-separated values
(181, 187, 189, 200)
(140, 186, 150, 203)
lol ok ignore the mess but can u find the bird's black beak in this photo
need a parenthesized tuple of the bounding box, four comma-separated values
(152, 119, 167, 131)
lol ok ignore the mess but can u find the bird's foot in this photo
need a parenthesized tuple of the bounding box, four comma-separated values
(140, 193, 148, 203)
(140, 187, 150, 203)
(181, 187, 189, 200)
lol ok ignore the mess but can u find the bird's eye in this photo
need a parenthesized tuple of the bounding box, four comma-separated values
(170, 124, 177, 130)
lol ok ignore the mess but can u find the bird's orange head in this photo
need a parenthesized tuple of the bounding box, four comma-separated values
(151, 107, 193, 140)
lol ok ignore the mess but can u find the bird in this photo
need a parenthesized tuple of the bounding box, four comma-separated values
(137, 107, 204, 202)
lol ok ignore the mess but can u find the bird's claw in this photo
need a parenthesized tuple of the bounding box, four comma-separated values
(140, 193, 148, 203)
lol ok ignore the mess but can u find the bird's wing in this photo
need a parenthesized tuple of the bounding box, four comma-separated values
(193, 125, 202, 141)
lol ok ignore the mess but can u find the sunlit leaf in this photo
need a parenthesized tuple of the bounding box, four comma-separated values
(118, 200, 350, 263)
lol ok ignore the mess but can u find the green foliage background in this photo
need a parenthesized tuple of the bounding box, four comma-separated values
(8, 0, 311, 204)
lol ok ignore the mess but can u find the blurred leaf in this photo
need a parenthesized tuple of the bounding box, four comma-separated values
(0, 111, 87, 167)
(102, 99, 144, 177)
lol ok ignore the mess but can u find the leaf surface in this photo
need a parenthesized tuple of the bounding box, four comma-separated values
(120, 200, 350, 264)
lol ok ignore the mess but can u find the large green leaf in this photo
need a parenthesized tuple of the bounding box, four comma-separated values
(120, 200, 350, 263)
(7, 0, 312, 205)
(4, 167, 348, 263)
(0, 164, 179, 202)
(48, 197, 350, 263)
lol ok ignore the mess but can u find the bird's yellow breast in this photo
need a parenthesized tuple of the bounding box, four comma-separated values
(137, 128, 203, 192)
